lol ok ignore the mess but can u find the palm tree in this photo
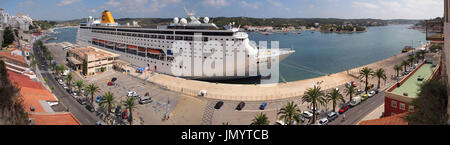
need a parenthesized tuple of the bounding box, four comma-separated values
(374, 68, 387, 89)
(327, 89, 345, 112)
(75, 80, 84, 96)
(85, 84, 99, 105)
(123, 96, 138, 125)
(301, 86, 325, 123)
(345, 85, 356, 104)
(277, 101, 302, 125)
(251, 113, 270, 125)
(358, 67, 374, 94)
(394, 65, 402, 78)
(402, 60, 409, 72)
(66, 73, 73, 89)
(100, 92, 115, 121)
(30, 59, 37, 69)
(408, 56, 416, 67)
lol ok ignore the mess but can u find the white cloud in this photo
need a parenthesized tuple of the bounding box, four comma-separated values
(349, 0, 443, 19)
(267, 0, 282, 7)
(57, 0, 81, 6)
(240, 1, 261, 9)
(202, 0, 231, 8)
(18, 1, 33, 8)
(351, 1, 379, 9)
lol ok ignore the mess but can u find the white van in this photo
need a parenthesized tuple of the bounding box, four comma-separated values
(350, 96, 362, 107)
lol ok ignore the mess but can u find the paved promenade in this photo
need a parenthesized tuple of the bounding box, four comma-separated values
(129, 46, 425, 101)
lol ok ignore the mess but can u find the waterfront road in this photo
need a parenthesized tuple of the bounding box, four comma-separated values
(33, 41, 100, 125)
(329, 92, 385, 125)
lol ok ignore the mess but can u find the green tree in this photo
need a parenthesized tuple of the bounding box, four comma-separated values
(394, 65, 402, 78)
(406, 79, 448, 125)
(345, 85, 356, 103)
(100, 92, 115, 121)
(359, 67, 375, 94)
(82, 59, 88, 76)
(277, 101, 302, 125)
(374, 68, 387, 89)
(327, 89, 345, 112)
(66, 73, 73, 89)
(251, 113, 270, 125)
(402, 60, 409, 72)
(85, 84, 99, 106)
(408, 56, 416, 67)
(123, 96, 138, 125)
(75, 80, 84, 96)
(2, 27, 15, 47)
(301, 86, 325, 123)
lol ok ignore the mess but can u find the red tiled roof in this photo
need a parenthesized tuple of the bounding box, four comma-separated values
(7, 71, 46, 90)
(19, 87, 58, 113)
(358, 113, 409, 125)
(29, 112, 81, 125)
(0, 51, 27, 65)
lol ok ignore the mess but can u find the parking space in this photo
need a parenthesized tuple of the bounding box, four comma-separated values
(82, 71, 182, 124)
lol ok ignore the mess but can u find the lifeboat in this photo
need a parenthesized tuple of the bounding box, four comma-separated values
(147, 49, 162, 54)
(138, 47, 146, 52)
(116, 43, 126, 49)
(127, 45, 138, 50)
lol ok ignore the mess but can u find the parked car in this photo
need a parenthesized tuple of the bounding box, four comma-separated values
(368, 91, 376, 97)
(310, 106, 320, 115)
(127, 91, 138, 97)
(275, 120, 286, 125)
(361, 94, 369, 101)
(317, 118, 329, 125)
(111, 77, 117, 82)
(122, 110, 129, 120)
(139, 96, 153, 104)
(85, 105, 95, 112)
(357, 89, 364, 94)
(58, 79, 64, 85)
(77, 98, 87, 105)
(350, 96, 362, 107)
(327, 112, 339, 121)
(214, 101, 224, 110)
(96, 95, 102, 103)
(302, 111, 313, 119)
(96, 121, 107, 125)
(236, 102, 245, 111)
(115, 106, 122, 117)
(107, 81, 115, 86)
(339, 104, 350, 114)
(259, 102, 267, 110)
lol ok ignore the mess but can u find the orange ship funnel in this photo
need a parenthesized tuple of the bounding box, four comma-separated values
(101, 10, 115, 24)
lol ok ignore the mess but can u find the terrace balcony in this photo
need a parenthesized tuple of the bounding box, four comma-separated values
(425, 20, 444, 41)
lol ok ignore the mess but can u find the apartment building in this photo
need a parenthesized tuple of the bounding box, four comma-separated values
(67, 45, 119, 76)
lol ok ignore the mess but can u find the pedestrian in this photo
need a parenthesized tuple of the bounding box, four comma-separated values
(343, 114, 346, 121)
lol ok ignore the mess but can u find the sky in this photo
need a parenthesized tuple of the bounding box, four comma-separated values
(0, 0, 445, 20)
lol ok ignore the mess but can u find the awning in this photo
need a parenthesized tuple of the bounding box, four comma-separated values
(67, 57, 82, 65)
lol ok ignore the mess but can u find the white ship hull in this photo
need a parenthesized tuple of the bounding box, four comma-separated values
(76, 26, 294, 81)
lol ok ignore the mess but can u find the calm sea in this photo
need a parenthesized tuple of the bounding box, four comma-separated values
(48, 25, 426, 83)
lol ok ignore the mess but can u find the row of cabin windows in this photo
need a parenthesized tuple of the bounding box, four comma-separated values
(92, 30, 236, 42)
(82, 27, 234, 36)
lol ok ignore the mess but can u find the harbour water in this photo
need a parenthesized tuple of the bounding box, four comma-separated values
(48, 24, 425, 83)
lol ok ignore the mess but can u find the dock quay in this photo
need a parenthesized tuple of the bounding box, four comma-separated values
(125, 46, 426, 102)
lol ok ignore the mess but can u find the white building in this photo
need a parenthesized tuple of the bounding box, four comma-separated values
(9, 14, 33, 31)
(0, 8, 9, 29)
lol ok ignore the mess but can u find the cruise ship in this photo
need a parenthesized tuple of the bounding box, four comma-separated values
(76, 10, 294, 80)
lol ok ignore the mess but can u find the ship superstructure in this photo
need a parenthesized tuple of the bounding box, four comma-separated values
(77, 10, 294, 80)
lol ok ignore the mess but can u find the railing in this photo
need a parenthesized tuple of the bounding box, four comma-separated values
(425, 20, 444, 41)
